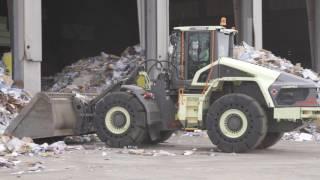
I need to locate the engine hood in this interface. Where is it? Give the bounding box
[218,57,319,107]
[272,72,318,88]
[219,57,281,81]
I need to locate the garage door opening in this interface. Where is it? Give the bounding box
[42,0,140,76]
[263,0,311,68]
[170,0,235,31]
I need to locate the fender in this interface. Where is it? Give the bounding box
[121,85,162,141]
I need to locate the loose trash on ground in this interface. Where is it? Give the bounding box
[27,161,45,173]
[183,150,195,156]
[118,147,176,157]
[0,157,15,168]
[282,124,320,142]
[0,135,83,169]
[64,134,99,145]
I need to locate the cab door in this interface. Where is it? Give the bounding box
[185,31,212,80]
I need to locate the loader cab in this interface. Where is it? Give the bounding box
[170,26,237,87]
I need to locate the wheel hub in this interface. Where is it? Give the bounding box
[219,109,248,139]
[112,112,126,128]
[226,115,243,132]
[105,106,131,135]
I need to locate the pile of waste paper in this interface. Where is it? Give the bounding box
[0,136,68,156]
[0,64,31,134]
[48,45,144,94]
[233,42,320,82]
[0,135,82,168]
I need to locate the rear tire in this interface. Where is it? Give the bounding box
[256,132,283,149]
[206,93,267,153]
[94,92,147,148]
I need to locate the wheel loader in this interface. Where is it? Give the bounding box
[5,26,320,153]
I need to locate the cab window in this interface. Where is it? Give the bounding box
[186,32,211,79]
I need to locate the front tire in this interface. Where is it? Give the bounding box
[94,92,147,148]
[206,93,267,153]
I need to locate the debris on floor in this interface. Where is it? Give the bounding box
[119,147,176,157]
[64,134,99,145]
[26,161,45,173]
[282,124,320,142]
[9,161,46,175]
[0,135,83,169]
[0,136,85,172]
[182,130,207,137]
[153,150,176,157]
[183,150,195,156]
[282,132,313,142]
[0,157,17,168]
[47,45,144,94]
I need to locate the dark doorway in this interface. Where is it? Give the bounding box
[263,0,311,68]
[42,0,140,76]
[0,0,10,56]
[170,0,235,31]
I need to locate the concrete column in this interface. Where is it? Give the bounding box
[253,0,263,49]
[12,0,41,95]
[137,0,146,51]
[307,0,320,72]
[236,0,262,49]
[137,0,169,80]
[145,0,157,62]
[233,0,241,44]
[12,0,24,84]
[240,0,253,46]
[306,0,316,70]
[315,0,320,72]
[156,0,169,61]
[307,0,315,70]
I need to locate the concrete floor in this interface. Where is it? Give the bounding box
[1,133,320,180]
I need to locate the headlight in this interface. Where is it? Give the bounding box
[270,87,318,106]
[276,88,309,105]
[269,72,320,107]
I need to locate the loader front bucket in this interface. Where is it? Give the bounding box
[5,92,83,139]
